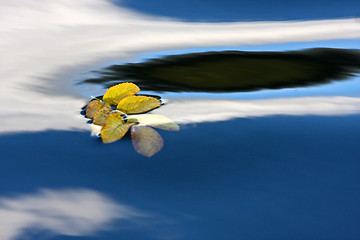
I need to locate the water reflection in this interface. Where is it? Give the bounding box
[84,48,360,92]
[152,96,360,124]
[1,1,360,240]
[1,0,360,135]
[0,189,145,240]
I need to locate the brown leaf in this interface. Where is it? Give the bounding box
[93,108,111,126]
[85,100,111,119]
[131,125,164,157]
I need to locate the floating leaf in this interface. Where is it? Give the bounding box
[82,96,101,110]
[131,125,164,157]
[127,118,140,124]
[103,82,140,105]
[100,111,135,144]
[132,114,180,131]
[85,100,111,119]
[93,108,111,126]
[117,96,161,114]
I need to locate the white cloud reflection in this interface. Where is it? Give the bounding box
[0,189,144,240]
[152,96,360,124]
[0,0,359,134]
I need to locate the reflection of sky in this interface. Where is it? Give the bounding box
[0,189,144,240]
[133,39,360,64]
[1,115,360,240]
[1,1,360,239]
[153,96,360,124]
[1,0,360,134]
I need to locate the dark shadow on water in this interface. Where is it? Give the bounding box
[82,48,360,92]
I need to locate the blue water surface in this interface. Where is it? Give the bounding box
[116,0,360,22]
[1,113,360,240]
[1,1,360,240]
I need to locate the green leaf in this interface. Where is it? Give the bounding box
[131,125,164,157]
[85,100,111,119]
[117,96,161,114]
[132,114,180,131]
[103,82,140,105]
[100,111,134,144]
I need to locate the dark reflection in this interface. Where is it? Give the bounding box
[83,48,360,92]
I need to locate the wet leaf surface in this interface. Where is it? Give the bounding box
[82,82,178,156]
[85,100,111,119]
[133,114,180,131]
[103,82,140,105]
[100,111,135,144]
[117,96,162,114]
[93,108,111,126]
[131,125,164,157]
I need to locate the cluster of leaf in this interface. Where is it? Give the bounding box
[84,82,179,157]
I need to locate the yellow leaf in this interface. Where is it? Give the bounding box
[117,96,161,114]
[93,108,111,126]
[132,114,180,131]
[100,111,134,144]
[85,100,111,119]
[131,126,164,157]
[103,82,140,105]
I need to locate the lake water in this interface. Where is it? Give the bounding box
[1,1,360,240]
